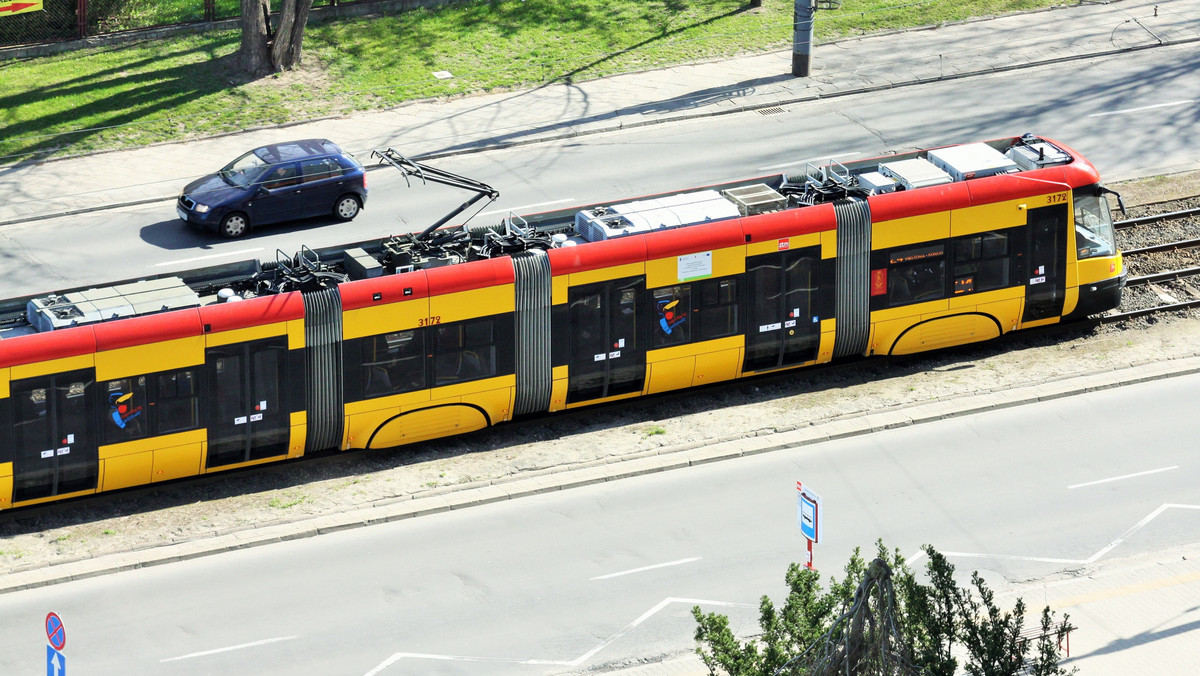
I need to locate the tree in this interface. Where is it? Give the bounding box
[239,0,315,76]
[692,542,1076,676]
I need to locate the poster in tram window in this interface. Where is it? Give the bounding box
[0,1,43,18]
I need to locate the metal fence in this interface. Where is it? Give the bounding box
[0,0,361,48]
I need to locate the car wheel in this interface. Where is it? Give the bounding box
[334,195,361,221]
[220,213,249,238]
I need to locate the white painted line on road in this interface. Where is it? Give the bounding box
[152,247,264,267]
[758,151,861,171]
[908,550,925,566]
[1087,99,1195,117]
[160,635,297,662]
[943,503,1200,566]
[590,556,702,581]
[478,198,574,217]
[360,597,756,675]
[1068,466,1179,490]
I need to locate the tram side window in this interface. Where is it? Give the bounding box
[13,385,48,452]
[156,369,200,434]
[887,244,946,306]
[104,377,148,444]
[433,319,497,386]
[363,330,426,398]
[651,286,691,347]
[953,232,1010,295]
[696,278,739,340]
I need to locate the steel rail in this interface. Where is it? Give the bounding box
[1125,265,1200,287]
[1114,205,1200,229]
[1122,237,1200,256]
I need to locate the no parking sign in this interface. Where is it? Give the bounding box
[45,612,66,675]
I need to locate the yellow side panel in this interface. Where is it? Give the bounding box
[872,212,951,251]
[0,469,10,511]
[647,356,696,395]
[645,246,746,288]
[0,367,8,398]
[345,389,432,417]
[429,284,515,323]
[1077,255,1122,285]
[430,375,515,403]
[368,405,489,449]
[563,389,641,410]
[288,410,307,458]
[570,262,644,286]
[287,319,306,350]
[343,298,429,340]
[100,429,206,459]
[552,276,569,305]
[693,347,742,387]
[821,230,837,258]
[950,200,1027,236]
[747,232,821,257]
[205,323,287,348]
[947,286,1024,311]
[95,336,205,380]
[11,354,93,380]
[889,314,1002,355]
[153,443,204,482]
[816,325,838,362]
[101,452,153,491]
[549,366,569,412]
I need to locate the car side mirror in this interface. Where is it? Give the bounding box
[256,186,269,196]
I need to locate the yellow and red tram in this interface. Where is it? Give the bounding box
[0,135,1124,509]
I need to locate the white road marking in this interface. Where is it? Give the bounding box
[478,198,574,217]
[161,635,297,662]
[1087,99,1195,117]
[152,247,263,267]
[590,556,702,581]
[907,550,925,567]
[757,151,861,171]
[1068,465,1179,490]
[944,503,1200,565]
[361,597,755,675]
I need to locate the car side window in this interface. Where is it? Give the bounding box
[261,163,300,190]
[300,158,342,184]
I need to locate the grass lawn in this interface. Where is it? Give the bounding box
[0,0,1070,162]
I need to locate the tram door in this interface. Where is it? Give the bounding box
[205,338,290,468]
[743,248,821,372]
[10,369,98,503]
[566,277,646,404]
[1023,203,1068,322]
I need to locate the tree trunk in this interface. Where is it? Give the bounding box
[272,0,314,71]
[239,0,273,77]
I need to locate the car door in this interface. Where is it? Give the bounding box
[297,157,345,216]
[251,161,303,225]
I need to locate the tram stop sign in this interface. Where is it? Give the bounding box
[796,482,822,543]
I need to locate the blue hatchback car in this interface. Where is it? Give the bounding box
[177,139,368,238]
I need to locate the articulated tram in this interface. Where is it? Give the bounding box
[0,134,1124,509]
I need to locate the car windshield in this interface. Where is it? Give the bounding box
[1073,188,1116,259]
[218,151,271,187]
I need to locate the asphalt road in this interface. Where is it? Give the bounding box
[0,372,1197,675]
[1,45,1198,299]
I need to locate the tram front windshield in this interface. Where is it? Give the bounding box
[1074,186,1116,259]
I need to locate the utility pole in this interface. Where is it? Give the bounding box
[792,0,816,77]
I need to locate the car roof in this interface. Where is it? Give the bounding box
[252,139,344,164]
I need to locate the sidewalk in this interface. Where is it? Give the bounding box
[1,0,1199,225]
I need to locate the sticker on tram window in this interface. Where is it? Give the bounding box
[609,350,621,359]
[41,450,54,459]
[785,320,797,328]
[759,322,782,332]
[66,434,74,444]
[234,416,248,425]
[259,400,268,411]
[1030,276,1046,285]
[57,447,70,456]
[594,353,607,362]
[250,413,263,422]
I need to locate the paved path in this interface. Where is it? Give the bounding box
[1,0,1198,225]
